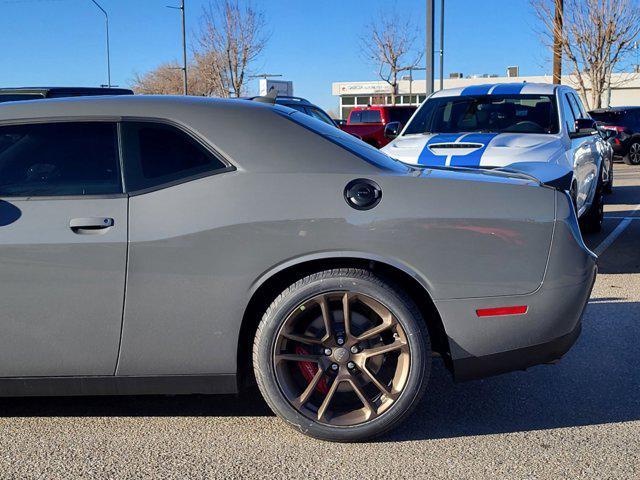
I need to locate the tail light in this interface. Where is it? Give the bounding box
[476,306,528,317]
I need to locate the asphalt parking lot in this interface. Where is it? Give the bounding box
[0,165,638,479]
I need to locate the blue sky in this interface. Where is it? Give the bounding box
[0,0,550,112]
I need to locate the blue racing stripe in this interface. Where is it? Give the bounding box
[461,84,493,96]
[491,83,526,95]
[449,133,499,167]
[417,133,464,166]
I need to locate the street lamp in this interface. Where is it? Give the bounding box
[89,0,111,88]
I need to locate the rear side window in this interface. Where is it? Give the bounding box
[0,122,121,196]
[350,110,382,123]
[121,122,227,192]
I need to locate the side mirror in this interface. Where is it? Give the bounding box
[574,118,597,135]
[384,121,402,140]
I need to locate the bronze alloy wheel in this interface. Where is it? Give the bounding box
[273,291,411,426]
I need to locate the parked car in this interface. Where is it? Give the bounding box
[381,83,613,232]
[341,105,416,149]
[249,94,337,127]
[0,86,133,103]
[0,96,595,442]
[589,106,640,165]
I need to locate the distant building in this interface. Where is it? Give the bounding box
[332,72,640,119]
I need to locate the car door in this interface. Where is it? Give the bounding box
[0,121,127,377]
[570,92,599,207]
[115,120,233,375]
[560,92,594,215]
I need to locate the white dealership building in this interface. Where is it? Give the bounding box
[332,72,640,120]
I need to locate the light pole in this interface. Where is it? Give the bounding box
[168,0,188,95]
[89,0,111,88]
[439,0,445,91]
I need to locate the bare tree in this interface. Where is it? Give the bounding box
[131,62,189,95]
[195,0,268,98]
[532,0,640,109]
[361,12,423,105]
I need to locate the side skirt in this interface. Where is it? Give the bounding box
[0,374,237,397]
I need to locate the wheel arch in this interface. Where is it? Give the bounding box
[236,254,451,390]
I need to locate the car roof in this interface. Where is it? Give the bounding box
[353,105,414,111]
[274,96,315,106]
[0,86,134,96]
[430,82,557,98]
[0,94,258,118]
[0,95,385,175]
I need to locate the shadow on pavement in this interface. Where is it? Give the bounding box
[385,298,640,441]
[604,184,640,209]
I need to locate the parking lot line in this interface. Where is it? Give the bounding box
[595,203,640,256]
[594,218,633,256]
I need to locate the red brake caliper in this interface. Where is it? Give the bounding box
[295,346,329,394]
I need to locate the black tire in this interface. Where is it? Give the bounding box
[253,268,431,442]
[623,140,640,165]
[580,168,605,234]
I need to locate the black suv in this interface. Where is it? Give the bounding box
[0,87,133,103]
[590,107,640,165]
[250,95,337,127]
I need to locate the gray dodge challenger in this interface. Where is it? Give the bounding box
[0,96,596,442]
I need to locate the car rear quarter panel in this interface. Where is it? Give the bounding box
[117,170,555,376]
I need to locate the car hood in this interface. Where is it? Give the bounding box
[381,132,565,168]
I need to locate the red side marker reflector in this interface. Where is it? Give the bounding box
[476,305,528,317]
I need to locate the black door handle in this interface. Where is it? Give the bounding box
[69,217,114,234]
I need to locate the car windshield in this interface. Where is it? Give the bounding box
[404,94,559,135]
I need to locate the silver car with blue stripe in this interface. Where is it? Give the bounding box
[382,82,613,232]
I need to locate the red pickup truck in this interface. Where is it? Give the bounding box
[340,105,417,148]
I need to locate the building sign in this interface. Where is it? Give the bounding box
[259,79,294,96]
[337,83,393,95]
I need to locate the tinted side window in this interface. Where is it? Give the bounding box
[121,122,226,192]
[0,122,121,196]
[388,108,415,125]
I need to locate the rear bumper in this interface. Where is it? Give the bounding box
[453,318,583,381]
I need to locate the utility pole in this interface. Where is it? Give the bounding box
[89,0,111,87]
[168,0,188,95]
[552,0,563,84]
[426,0,435,95]
[439,0,445,90]
[180,0,187,95]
